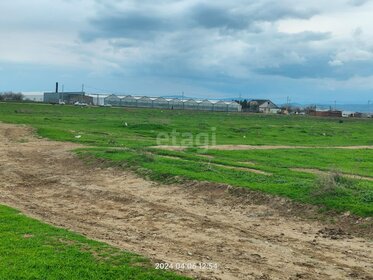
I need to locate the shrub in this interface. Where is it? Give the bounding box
[0,92,24,101]
[312,171,351,198]
[361,191,373,203]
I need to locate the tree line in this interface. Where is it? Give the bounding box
[233,99,258,111]
[0,92,24,101]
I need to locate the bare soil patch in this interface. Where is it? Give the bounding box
[211,163,271,176]
[159,155,271,176]
[198,154,214,159]
[238,161,256,166]
[0,123,372,280]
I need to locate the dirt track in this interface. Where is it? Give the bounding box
[0,123,372,280]
[153,144,373,151]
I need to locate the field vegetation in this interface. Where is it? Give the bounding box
[0,205,188,280]
[0,102,372,217]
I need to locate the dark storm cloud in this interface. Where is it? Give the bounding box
[82,12,171,40]
[246,2,317,22]
[188,2,316,30]
[73,0,373,86]
[82,1,319,41]
[348,0,371,6]
[78,1,338,82]
[189,4,249,29]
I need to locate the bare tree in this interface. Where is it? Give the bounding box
[0,92,24,102]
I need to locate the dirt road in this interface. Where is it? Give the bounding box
[153,145,373,151]
[0,123,372,280]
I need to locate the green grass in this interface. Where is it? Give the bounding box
[0,102,372,216]
[1,102,372,147]
[78,147,373,216]
[195,148,373,177]
[0,205,188,280]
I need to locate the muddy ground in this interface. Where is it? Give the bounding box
[0,123,372,280]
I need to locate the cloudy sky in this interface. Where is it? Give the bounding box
[1,0,373,103]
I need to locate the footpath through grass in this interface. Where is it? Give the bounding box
[0,205,188,280]
[0,102,372,216]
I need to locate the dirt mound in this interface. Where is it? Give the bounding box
[0,123,372,280]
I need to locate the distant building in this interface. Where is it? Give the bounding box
[104,94,121,106]
[103,94,242,112]
[342,111,354,118]
[248,99,280,114]
[44,91,93,105]
[308,110,342,118]
[342,111,364,118]
[43,82,93,105]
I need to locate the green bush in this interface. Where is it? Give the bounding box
[312,171,350,198]
[361,191,373,203]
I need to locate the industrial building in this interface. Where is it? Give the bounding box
[104,95,242,112]
[44,83,93,105]
[308,109,343,118]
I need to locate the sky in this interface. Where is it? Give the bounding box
[1,0,373,104]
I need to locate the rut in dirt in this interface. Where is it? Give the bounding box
[0,123,372,280]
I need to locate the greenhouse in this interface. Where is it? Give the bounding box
[199,99,214,111]
[169,99,184,110]
[104,94,121,106]
[121,95,137,107]
[137,96,153,108]
[152,97,170,109]
[103,95,241,112]
[214,101,230,112]
[183,99,200,110]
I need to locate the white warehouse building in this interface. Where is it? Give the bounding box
[104,95,242,112]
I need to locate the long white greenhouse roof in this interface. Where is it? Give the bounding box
[104,94,239,105]
[103,94,239,105]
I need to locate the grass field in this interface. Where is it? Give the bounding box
[0,205,188,280]
[1,102,372,147]
[0,102,372,217]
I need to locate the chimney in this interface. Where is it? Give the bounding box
[55,82,59,93]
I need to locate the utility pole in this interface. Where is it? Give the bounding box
[182,91,185,110]
[368,100,371,113]
[81,84,85,103]
[334,100,337,111]
[286,96,291,112]
[61,84,64,103]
